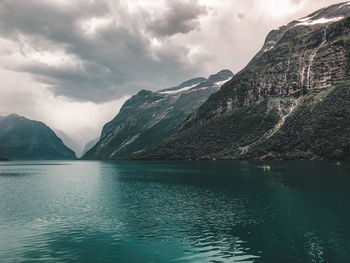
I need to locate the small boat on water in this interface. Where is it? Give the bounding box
[263,165,271,171]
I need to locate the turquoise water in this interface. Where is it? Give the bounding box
[0,161,349,263]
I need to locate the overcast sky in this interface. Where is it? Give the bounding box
[0,0,344,150]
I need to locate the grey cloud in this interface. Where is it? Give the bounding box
[0,0,206,102]
[147,0,207,37]
[0,0,343,103]
[0,0,108,39]
[17,61,125,102]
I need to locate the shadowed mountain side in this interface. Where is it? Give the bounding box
[0,114,76,160]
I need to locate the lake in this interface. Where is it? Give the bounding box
[0,160,349,262]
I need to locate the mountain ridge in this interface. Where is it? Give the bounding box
[83,70,233,160]
[136,2,350,161]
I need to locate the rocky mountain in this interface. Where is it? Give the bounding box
[83,70,233,159]
[138,2,350,161]
[0,114,77,160]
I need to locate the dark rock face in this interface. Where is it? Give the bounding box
[138,2,350,161]
[0,114,76,160]
[83,70,233,160]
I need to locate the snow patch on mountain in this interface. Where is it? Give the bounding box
[338,2,350,9]
[297,10,322,23]
[295,16,344,26]
[185,78,231,94]
[263,46,275,53]
[213,78,231,87]
[159,84,199,95]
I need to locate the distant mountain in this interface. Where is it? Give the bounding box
[81,137,99,157]
[0,114,76,160]
[54,129,84,157]
[138,2,350,161]
[83,70,233,159]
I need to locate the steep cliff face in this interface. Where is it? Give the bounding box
[0,114,76,160]
[83,70,233,159]
[197,11,350,121]
[138,2,350,161]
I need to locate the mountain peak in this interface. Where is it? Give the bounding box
[158,71,233,95]
[7,113,21,118]
[2,113,30,123]
[297,1,350,21]
[252,2,350,63]
[0,114,76,160]
[208,70,233,82]
[83,69,233,160]
[136,89,153,97]
[158,77,206,94]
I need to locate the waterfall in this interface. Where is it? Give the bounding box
[300,64,306,86]
[274,98,301,132]
[239,97,301,154]
[298,51,306,87]
[284,59,290,82]
[306,26,328,90]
